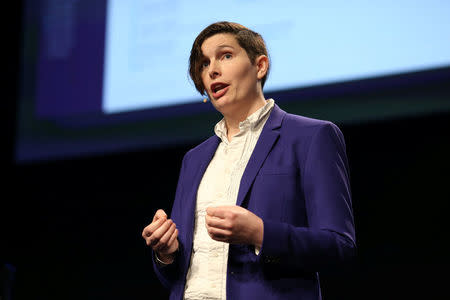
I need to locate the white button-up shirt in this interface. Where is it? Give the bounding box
[183,99,274,300]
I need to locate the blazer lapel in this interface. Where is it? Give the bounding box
[190,136,221,191]
[184,135,220,234]
[236,104,286,207]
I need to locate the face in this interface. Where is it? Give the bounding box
[200,33,266,115]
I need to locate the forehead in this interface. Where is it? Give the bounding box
[200,33,241,56]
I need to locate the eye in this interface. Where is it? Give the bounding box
[201,61,209,69]
[223,53,232,60]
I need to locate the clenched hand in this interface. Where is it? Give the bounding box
[142,209,179,264]
[205,206,263,248]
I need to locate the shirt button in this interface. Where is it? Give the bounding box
[211,284,216,288]
[211,252,218,257]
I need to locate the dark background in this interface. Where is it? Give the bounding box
[3,2,450,300]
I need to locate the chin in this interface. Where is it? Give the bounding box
[212,101,232,114]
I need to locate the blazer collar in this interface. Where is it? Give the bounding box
[188,104,286,208]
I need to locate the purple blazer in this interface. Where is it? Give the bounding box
[153,104,356,300]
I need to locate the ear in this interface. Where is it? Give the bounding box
[255,55,269,80]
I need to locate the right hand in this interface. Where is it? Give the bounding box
[142,209,179,264]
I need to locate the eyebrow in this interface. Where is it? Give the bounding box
[216,44,235,50]
[200,44,235,60]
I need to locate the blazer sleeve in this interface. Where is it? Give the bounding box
[259,122,356,272]
[151,153,189,289]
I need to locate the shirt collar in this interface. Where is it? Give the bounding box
[214,99,275,142]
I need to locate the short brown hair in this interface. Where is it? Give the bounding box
[189,21,270,95]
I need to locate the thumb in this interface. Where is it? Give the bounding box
[153,209,167,222]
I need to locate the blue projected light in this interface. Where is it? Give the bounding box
[103,0,450,114]
[15,0,450,163]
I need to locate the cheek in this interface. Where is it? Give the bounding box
[235,69,256,91]
[201,75,208,92]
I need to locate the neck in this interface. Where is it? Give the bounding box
[224,96,267,141]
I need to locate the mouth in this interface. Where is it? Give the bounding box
[210,82,230,99]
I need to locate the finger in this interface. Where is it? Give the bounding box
[206,206,228,219]
[153,209,167,222]
[205,214,231,230]
[142,217,164,237]
[167,229,178,247]
[159,229,179,255]
[207,226,231,242]
[149,219,174,247]
[154,222,176,251]
[142,216,166,238]
[144,218,169,246]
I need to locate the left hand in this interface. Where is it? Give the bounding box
[205,206,263,247]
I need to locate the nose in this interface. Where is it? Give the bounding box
[208,60,220,79]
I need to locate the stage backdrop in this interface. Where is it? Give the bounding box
[15,0,450,162]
